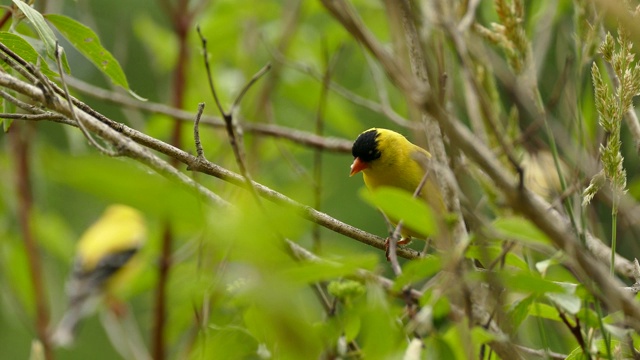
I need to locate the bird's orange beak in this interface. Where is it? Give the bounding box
[350,157,368,176]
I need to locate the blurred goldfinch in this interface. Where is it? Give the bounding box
[51,204,146,347]
[350,128,444,243]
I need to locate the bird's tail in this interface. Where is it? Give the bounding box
[50,306,83,347]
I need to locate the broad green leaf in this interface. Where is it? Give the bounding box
[360,187,437,238]
[546,292,581,314]
[575,309,600,330]
[507,295,535,330]
[0,32,57,77]
[12,1,56,54]
[11,0,69,71]
[471,326,497,344]
[492,216,552,246]
[528,303,562,322]
[424,336,457,360]
[392,256,441,291]
[45,14,132,93]
[282,255,376,284]
[501,272,564,294]
[565,345,585,360]
[344,312,361,341]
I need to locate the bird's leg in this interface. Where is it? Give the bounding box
[105,294,128,319]
[398,236,412,246]
[384,236,412,261]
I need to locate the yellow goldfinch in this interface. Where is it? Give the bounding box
[350,128,444,244]
[51,204,146,347]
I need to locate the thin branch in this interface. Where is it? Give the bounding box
[64,76,353,153]
[0,89,47,114]
[196,25,225,116]
[458,0,482,32]
[193,103,206,159]
[230,63,272,113]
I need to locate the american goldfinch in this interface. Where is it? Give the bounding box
[51,204,146,347]
[350,128,443,243]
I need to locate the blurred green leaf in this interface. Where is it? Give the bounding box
[528,303,562,322]
[501,272,564,294]
[507,295,535,330]
[344,312,361,341]
[424,336,457,360]
[393,256,441,291]
[493,216,552,246]
[545,282,580,315]
[360,186,437,238]
[283,255,376,284]
[45,14,132,93]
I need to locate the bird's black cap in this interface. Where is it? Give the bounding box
[352,129,381,162]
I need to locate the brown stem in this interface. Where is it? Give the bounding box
[10,123,53,360]
[153,1,194,358]
[152,223,172,360]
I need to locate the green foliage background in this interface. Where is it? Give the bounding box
[1,0,640,359]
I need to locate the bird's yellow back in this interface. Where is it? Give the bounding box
[76,205,146,271]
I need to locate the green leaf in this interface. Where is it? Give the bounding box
[497,271,565,295]
[393,256,441,291]
[0,32,57,77]
[283,255,377,284]
[45,14,131,92]
[546,292,581,314]
[471,326,496,345]
[424,336,457,360]
[507,295,535,330]
[565,345,585,360]
[492,216,552,246]
[344,312,361,341]
[528,303,562,322]
[11,0,69,71]
[360,187,437,238]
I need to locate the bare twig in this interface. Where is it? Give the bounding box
[197,26,225,116]
[230,63,272,113]
[193,103,206,159]
[64,76,353,152]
